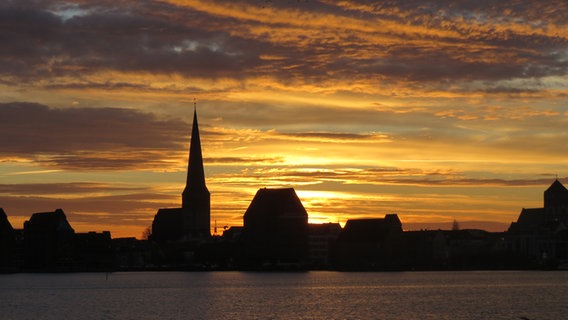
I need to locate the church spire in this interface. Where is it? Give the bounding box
[181,103,210,237]
[152,102,211,241]
[182,105,209,208]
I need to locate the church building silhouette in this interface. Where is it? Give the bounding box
[151,106,211,243]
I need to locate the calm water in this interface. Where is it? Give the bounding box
[1,271,567,319]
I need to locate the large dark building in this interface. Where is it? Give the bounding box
[507,179,568,266]
[239,188,309,268]
[0,208,16,271]
[151,108,211,243]
[23,209,75,271]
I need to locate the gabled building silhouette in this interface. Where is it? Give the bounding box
[23,209,75,271]
[151,108,211,245]
[239,188,309,268]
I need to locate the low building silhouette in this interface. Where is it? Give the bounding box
[73,231,114,271]
[445,229,507,269]
[191,226,244,269]
[399,229,507,270]
[332,214,404,270]
[308,223,341,269]
[112,237,155,270]
[239,188,309,269]
[222,226,243,242]
[401,230,447,269]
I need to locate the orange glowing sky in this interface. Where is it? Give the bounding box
[1,0,567,238]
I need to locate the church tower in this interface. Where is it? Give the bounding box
[544,179,568,224]
[182,106,211,237]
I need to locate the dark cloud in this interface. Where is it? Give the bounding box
[281,131,387,141]
[342,0,567,25]
[355,53,567,83]
[0,192,170,227]
[0,182,144,195]
[0,1,263,83]
[0,0,565,87]
[0,180,175,214]
[0,102,189,169]
[215,165,566,188]
[204,156,283,164]
[378,177,568,187]
[261,0,568,83]
[205,101,395,129]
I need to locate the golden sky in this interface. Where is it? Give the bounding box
[1,0,567,238]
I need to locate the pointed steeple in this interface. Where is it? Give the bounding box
[183,107,207,194]
[181,104,210,237]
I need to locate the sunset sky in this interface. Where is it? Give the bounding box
[1,0,567,238]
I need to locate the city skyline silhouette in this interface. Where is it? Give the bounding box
[3,108,568,272]
[1,1,567,239]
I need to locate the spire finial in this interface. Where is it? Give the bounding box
[193,97,197,112]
